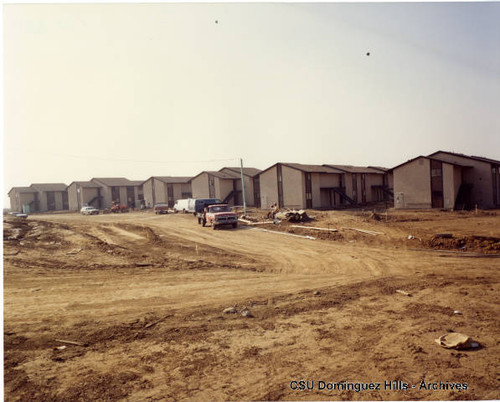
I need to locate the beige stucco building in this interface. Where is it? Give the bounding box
[9,184,69,213]
[142,177,192,208]
[190,167,261,207]
[8,187,39,213]
[218,167,262,207]
[30,183,69,212]
[428,151,500,209]
[190,170,241,206]
[67,181,104,211]
[90,178,144,209]
[324,165,393,205]
[392,151,500,210]
[258,163,391,209]
[259,163,342,209]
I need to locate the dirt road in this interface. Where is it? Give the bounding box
[4,209,500,400]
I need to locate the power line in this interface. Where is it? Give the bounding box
[7,147,238,164]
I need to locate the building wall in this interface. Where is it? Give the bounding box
[365,173,385,203]
[387,172,394,189]
[119,187,127,206]
[19,193,37,212]
[8,194,17,212]
[232,175,255,207]
[142,179,154,207]
[191,173,210,198]
[318,173,341,188]
[154,179,167,204]
[431,152,496,208]
[282,165,304,209]
[68,184,79,210]
[217,178,235,204]
[343,173,354,203]
[180,183,192,199]
[55,192,64,210]
[144,179,184,206]
[9,192,36,212]
[93,183,112,208]
[394,158,432,209]
[9,193,21,212]
[244,175,255,207]
[259,167,278,209]
[81,187,100,209]
[170,183,191,204]
[316,173,343,208]
[219,169,256,207]
[442,164,462,209]
[311,173,342,209]
[311,173,322,209]
[36,191,47,211]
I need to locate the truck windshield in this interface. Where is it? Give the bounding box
[210,206,231,213]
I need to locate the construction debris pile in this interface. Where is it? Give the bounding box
[274,209,312,223]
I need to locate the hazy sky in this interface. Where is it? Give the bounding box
[3,2,500,206]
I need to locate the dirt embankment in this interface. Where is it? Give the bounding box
[239,209,500,254]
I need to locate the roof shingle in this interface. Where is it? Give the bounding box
[31,183,68,192]
[91,177,135,187]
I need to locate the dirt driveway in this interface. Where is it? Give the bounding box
[4,209,500,400]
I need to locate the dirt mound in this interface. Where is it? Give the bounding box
[424,235,500,254]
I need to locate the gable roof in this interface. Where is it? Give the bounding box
[367,166,390,173]
[323,165,384,174]
[428,151,500,165]
[209,170,241,179]
[219,167,262,177]
[30,183,68,192]
[8,186,37,196]
[145,176,192,185]
[128,180,146,186]
[390,155,472,171]
[67,181,102,189]
[190,170,241,182]
[260,162,344,175]
[284,163,342,173]
[91,177,134,187]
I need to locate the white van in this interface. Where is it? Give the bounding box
[173,199,191,213]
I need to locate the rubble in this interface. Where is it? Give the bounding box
[241,308,253,318]
[274,209,311,223]
[435,332,480,349]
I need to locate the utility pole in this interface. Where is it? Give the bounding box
[240,158,247,216]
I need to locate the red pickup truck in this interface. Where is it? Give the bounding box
[154,203,169,214]
[200,204,238,230]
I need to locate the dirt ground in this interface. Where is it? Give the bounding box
[3,208,500,401]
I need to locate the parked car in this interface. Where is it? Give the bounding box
[80,206,99,215]
[199,203,238,229]
[173,199,190,213]
[154,203,169,214]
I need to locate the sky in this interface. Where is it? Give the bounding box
[3,2,500,208]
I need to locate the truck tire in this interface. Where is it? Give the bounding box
[232,222,238,229]
[212,222,217,230]
[202,219,206,227]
